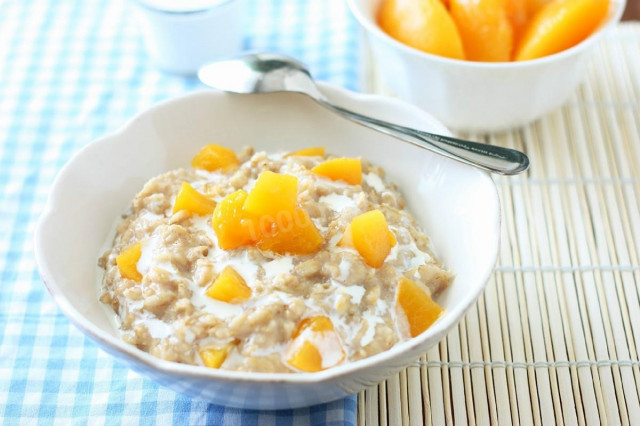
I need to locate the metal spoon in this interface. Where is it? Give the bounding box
[198,53,529,175]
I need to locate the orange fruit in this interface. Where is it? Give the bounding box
[285,147,326,157]
[450,0,514,61]
[311,158,362,185]
[191,144,239,172]
[525,0,552,16]
[378,0,465,60]
[116,243,143,282]
[172,182,216,216]
[347,210,396,268]
[256,208,323,255]
[508,0,529,40]
[288,341,323,372]
[514,0,609,61]
[212,190,261,250]
[205,266,252,304]
[397,277,444,337]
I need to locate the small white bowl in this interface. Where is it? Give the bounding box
[133,0,243,75]
[34,85,500,409]
[347,0,625,132]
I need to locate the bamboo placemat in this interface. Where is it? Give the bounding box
[358,23,640,426]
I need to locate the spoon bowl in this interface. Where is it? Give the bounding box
[198,53,530,175]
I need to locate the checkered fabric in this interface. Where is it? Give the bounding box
[0,0,360,424]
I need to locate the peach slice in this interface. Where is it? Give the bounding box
[286,147,326,157]
[287,316,344,372]
[257,208,323,255]
[172,182,216,216]
[212,190,261,250]
[508,0,529,40]
[397,277,444,337]
[337,224,354,248]
[206,265,252,303]
[339,223,396,249]
[191,144,239,172]
[199,347,229,368]
[514,0,608,61]
[293,316,335,337]
[243,171,298,218]
[450,0,514,62]
[287,341,323,372]
[346,210,396,268]
[378,0,465,60]
[525,0,552,16]
[116,242,143,282]
[312,158,362,185]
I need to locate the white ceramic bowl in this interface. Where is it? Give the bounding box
[347,0,626,132]
[133,0,243,75]
[34,85,500,410]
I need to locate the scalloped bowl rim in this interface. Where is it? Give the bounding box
[34,83,500,385]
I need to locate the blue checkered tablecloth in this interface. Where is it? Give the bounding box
[0,0,360,424]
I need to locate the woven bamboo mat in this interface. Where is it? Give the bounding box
[357,23,640,426]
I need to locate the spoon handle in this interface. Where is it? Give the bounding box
[324,103,529,175]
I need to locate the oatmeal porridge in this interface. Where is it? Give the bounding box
[99,144,453,373]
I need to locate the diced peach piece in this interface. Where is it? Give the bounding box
[116,242,142,282]
[349,210,396,268]
[287,316,344,372]
[525,0,551,16]
[293,316,335,338]
[388,229,397,246]
[337,224,353,248]
[199,347,229,368]
[243,171,298,219]
[191,144,239,172]
[312,158,362,185]
[450,0,514,62]
[340,222,396,250]
[378,0,465,60]
[212,190,261,250]
[508,0,529,40]
[257,208,323,255]
[206,266,251,303]
[288,340,323,372]
[172,182,217,216]
[397,277,444,337]
[286,147,326,157]
[514,0,608,61]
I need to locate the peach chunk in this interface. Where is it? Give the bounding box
[116,242,142,282]
[288,341,323,373]
[378,0,465,60]
[243,171,298,219]
[257,208,323,255]
[206,266,251,303]
[172,182,216,216]
[212,190,260,250]
[337,224,353,248]
[397,277,444,337]
[514,0,608,61]
[508,0,529,40]
[286,147,326,157]
[450,0,514,62]
[339,223,396,248]
[525,0,551,16]
[191,144,239,172]
[348,210,396,268]
[311,158,362,185]
[287,316,344,372]
[293,316,335,338]
[199,347,229,368]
